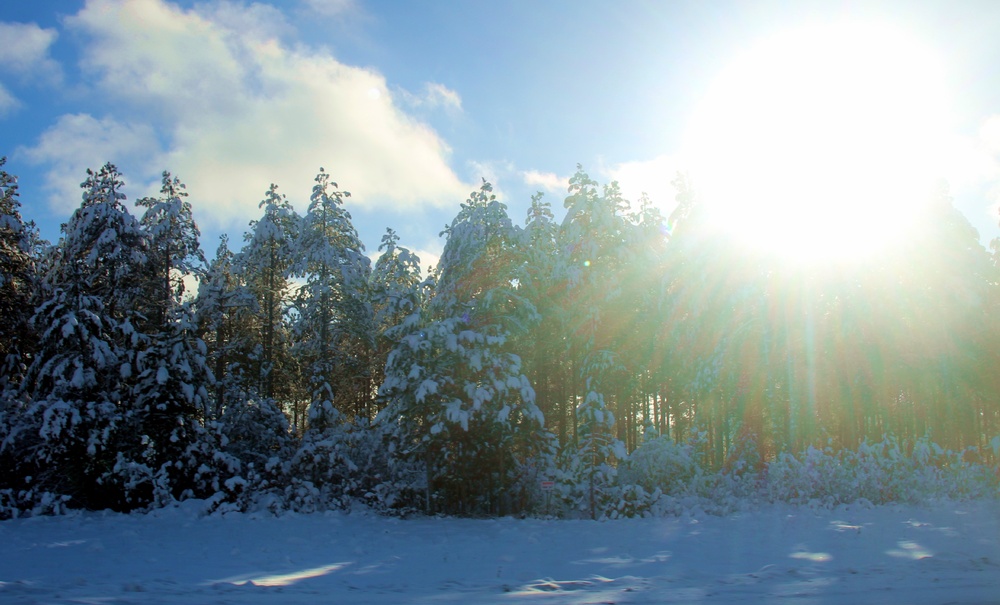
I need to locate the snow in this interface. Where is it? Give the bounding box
[2,500,999,604]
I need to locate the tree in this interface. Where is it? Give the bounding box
[518,193,571,445]
[291,168,373,422]
[111,302,225,508]
[195,235,257,420]
[239,184,299,404]
[16,163,148,508]
[136,171,206,329]
[0,157,38,394]
[370,228,424,413]
[378,181,550,515]
[63,163,148,321]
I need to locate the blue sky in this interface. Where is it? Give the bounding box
[4,0,1000,269]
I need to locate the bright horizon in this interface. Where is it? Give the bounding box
[3,1,1000,269]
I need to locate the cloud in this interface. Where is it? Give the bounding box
[411,245,443,279]
[979,116,1000,155]
[522,170,568,195]
[196,1,293,42]
[28,0,471,236]
[0,84,19,117]
[300,0,356,18]
[0,21,62,83]
[21,113,161,212]
[0,21,62,116]
[399,82,462,113]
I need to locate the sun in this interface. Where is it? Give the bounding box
[683,21,953,262]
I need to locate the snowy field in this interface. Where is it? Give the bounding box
[2,500,1000,604]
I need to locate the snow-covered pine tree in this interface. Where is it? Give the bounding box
[194,236,294,506]
[195,236,259,420]
[64,163,148,322]
[96,172,240,509]
[558,352,628,519]
[135,171,206,329]
[553,167,637,517]
[519,193,570,446]
[238,184,299,408]
[195,235,290,490]
[369,228,423,412]
[0,157,38,394]
[291,168,374,422]
[377,181,550,515]
[0,157,47,516]
[281,169,375,511]
[17,163,149,509]
[111,302,239,509]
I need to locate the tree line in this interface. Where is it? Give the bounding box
[1,157,998,517]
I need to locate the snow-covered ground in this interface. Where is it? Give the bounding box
[2,500,999,604]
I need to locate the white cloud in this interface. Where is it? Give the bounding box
[948,117,1000,230]
[399,82,462,112]
[301,0,356,18]
[424,83,462,111]
[0,21,62,83]
[521,170,568,195]
[0,84,19,117]
[411,245,442,279]
[21,113,161,213]
[29,0,472,236]
[195,1,293,42]
[394,82,463,123]
[0,21,62,116]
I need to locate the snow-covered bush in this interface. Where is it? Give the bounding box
[282,403,359,512]
[766,446,856,506]
[220,397,292,467]
[555,390,626,519]
[0,489,70,520]
[604,484,660,519]
[765,435,1000,507]
[101,418,243,512]
[618,432,702,495]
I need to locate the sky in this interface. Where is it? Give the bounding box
[4,0,1000,271]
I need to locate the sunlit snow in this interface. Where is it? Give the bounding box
[1,499,998,604]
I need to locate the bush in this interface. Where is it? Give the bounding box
[764,435,1000,507]
[618,433,701,494]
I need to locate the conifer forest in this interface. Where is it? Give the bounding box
[2,157,999,520]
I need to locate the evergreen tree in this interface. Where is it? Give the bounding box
[378,181,549,515]
[239,184,299,405]
[110,302,229,508]
[291,168,373,422]
[16,163,148,508]
[195,235,257,420]
[136,171,206,329]
[0,157,38,394]
[370,228,423,412]
[519,193,571,445]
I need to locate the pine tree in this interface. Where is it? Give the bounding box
[291,168,373,422]
[370,228,423,413]
[195,235,257,420]
[112,302,225,508]
[378,181,549,515]
[0,157,37,394]
[136,171,206,329]
[519,193,570,446]
[16,164,150,507]
[239,184,298,405]
[64,163,149,322]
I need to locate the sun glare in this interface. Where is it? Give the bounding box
[684,22,953,262]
